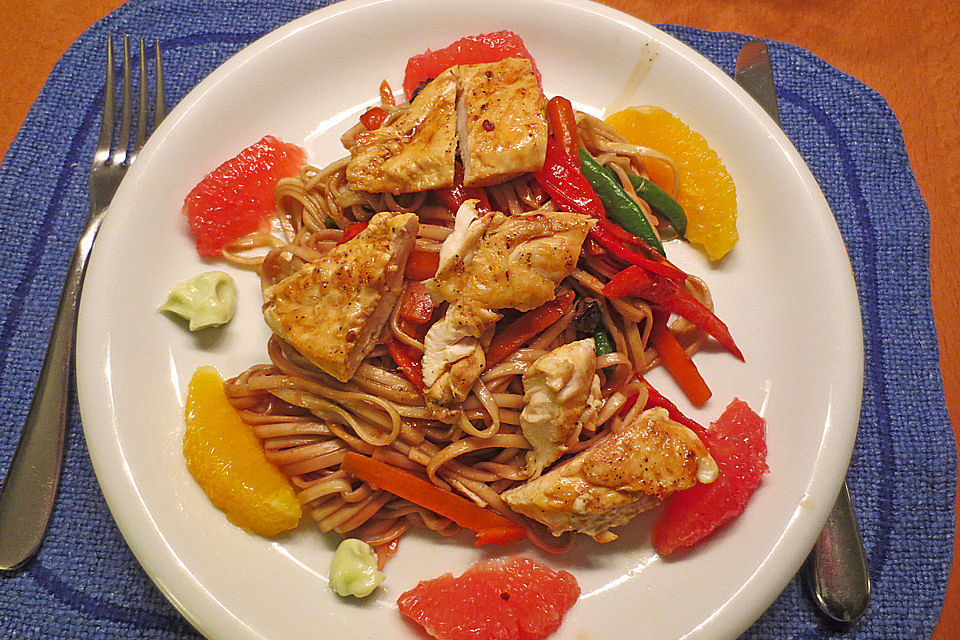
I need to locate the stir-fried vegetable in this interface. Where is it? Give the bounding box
[593,326,616,374]
[388,339,425,391]
[337,221,369,245]
[534,138,606,219]
[590,222,686,281]
[604,266,744,361]
[593,327,614,359]
[546,96,579,159]
[580,149,665,255]
[341,452,526,545]
[486,291,576,368]
[360,106,388,130]
[649,311,711,406]
[639,377,710,441]
[437,161,491,212]
[621,172,687,237]
[405,250,441,281]
[399,281,435,324]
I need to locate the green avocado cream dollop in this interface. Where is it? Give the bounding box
[329,539,385,598]
[158,271,237,331]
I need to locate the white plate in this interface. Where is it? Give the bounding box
[77,1,863,639]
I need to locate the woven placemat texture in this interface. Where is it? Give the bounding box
[0,1,953,638]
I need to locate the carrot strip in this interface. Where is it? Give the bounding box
[360,107,388,130]
[546,96,579,159]
[485,291,575,368]
[650,311,711,406]
[341,452,526,546]
[379,80,396,107]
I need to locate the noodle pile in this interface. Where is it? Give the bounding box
[220,88,714,553]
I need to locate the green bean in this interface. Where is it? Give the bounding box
[579,148,665,255]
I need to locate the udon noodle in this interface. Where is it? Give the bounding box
[220,89,713,554]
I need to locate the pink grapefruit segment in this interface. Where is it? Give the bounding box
[403,31,541,101]
[183,135,305,256]
[652,399,768,555]
[398,556,580,640]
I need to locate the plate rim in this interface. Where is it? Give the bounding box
[76,1,865,638]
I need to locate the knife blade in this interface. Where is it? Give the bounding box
[734,39,871,622]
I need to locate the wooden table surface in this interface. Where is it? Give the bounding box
[1,0,956,636]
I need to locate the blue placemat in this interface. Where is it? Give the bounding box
[0,1,954,638]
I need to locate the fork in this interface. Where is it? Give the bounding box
[0,35,166,571]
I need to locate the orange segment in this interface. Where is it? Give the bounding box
[183,366,301,537]
[606,106,738,260]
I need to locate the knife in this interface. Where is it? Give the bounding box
[734,39,871,622]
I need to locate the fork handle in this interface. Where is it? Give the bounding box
[0,212,105,571]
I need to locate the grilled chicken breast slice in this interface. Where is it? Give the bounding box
[346,69,458,194]
[421,201,593,417]
[520,339,600,476]
[502,408,718,542]
[457,58,547,187]
[428,201,594,312]
[262,212,418,382]
[421,302,499,419]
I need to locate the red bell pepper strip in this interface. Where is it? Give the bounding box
[341,452,526,546]
[546,96,579,159]
[438,161,490,212]
[360,107,388,130]
[604,265,653,297]
[485,290,576,368]
[595,217,660,252]
[399,281,435,324]
[337,221,369,245]
[583,236,605,256]
[640,376,710,443]
[649,310,712,406]
[534,138,606,219]
[589,223,687,282]
[405,250,441,281]
[603,266,744,361]
[388,339,425,392]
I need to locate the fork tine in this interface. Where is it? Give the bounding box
[94,35,115,165]
[133,38,148,157]
[114,35,132,165]
[154,41,167,127]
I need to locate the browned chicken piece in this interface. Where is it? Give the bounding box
[346,69,458,194]
[428,201,594,312]
[520,338,600,476]
[501,407,718,542]
[421,302,498,419]
[421,201,593,418]
[262,212,418,382]
[457,58,548,186]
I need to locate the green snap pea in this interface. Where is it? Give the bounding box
[593,327,616,373]
[623,173,687,237]
[579,148,665,256]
